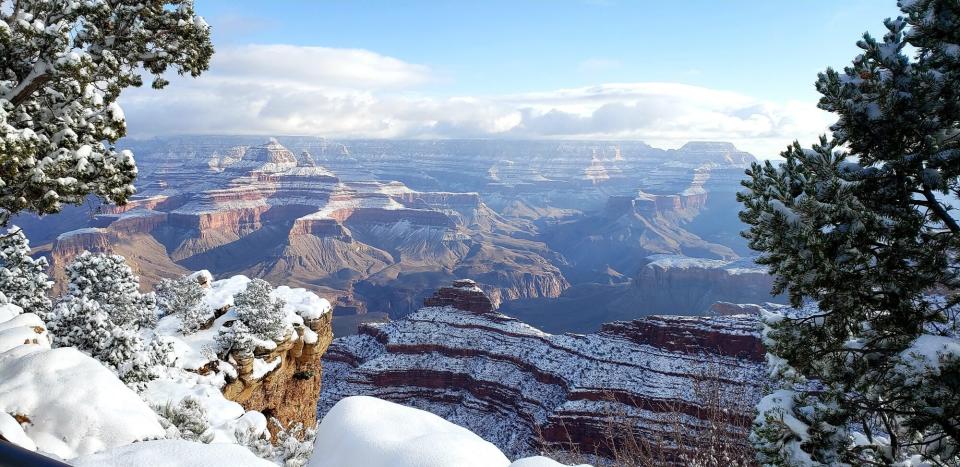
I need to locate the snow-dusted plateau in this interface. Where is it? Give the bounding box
[4,137,782,465]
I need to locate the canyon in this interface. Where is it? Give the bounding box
[320,280,767,460]
[17,137,785,335]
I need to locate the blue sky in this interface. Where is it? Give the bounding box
[122,1,905,157]
[197,0,900,101]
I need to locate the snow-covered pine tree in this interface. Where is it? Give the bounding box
[0,0,213,226]
[0,226,51,316]
[738,0,960,464]
[233,279,289,342]
[64,251,158,329]
[215,320,256,357]
[156,276,211,334]
[48,290,173,389]
[154,396,214,443]
[47,295,141,374]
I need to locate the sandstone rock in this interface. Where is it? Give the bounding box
[422,279,494,314]
[223,312,333,436]
[320,282,767,459]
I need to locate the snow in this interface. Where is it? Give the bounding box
[509,457,588,467]
[0,303,47,354]
[71,439,276,467]
[203,274,250,311]
[0,302,23,323]
[0,321,48,353]
[252,356,281,379]
[900,334,960,372]
[310,396,582,467]
[645,254,767,275]
[55,227,105,241]
[0,346,164,459]
[0,411,36,451]
[310,396,511,467]
[274,285,332,320]
[197,274,330,321]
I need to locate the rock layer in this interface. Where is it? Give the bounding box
[319,283,766,459]
[223,312,334,434]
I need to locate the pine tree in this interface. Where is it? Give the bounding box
[64,251,158,329]
[156,276,211,334]
[215,320,256,357]
[154,397,214,444]
[738,1,960,464]
[47,295,140,374]
[233,279,289,342]
[0,226,51,316]
[0,0,213,226]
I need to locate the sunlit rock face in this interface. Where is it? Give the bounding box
[23,136,776,333]
[40,138,570,321]
[319,282,766,459]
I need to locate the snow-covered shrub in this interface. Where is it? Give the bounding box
[47,296,142,376]
[123,337,178,392]
[216,320,256,357]
[272,418,317,467]
[0,226,52,317]
[156,276,212,334]
[47,297,176,392]
[64,252,158,329]
[154,397,215,444]
[234,279,288,341]
[235,424,274,460]
[234,418,316,467]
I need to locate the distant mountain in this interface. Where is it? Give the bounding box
[18,137,783,334]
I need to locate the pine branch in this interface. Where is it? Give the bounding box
[922,187,960,234]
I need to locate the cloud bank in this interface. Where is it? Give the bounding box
[120,44,834,158]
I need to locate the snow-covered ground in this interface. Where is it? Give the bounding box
[310,396,583,467]
[0,277,581,466]
[0,301,163,459]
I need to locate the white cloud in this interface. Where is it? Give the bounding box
[120,44,834,158]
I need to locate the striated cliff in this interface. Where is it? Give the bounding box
[222,312,334,434]
[633,255,779,314]
[319,280,766,459]
[148,272,335,439]
[40,139,569,328]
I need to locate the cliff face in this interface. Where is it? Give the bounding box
[223,313,334,434]
[41,139,569,325]
[145,272,336,441]
[319,281,766,459]
[633,255,779,314]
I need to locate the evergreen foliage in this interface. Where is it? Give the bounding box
[49,251,172,389]
[156,276,211,334]
[47,295,141,374]
[155,397,215,444]
[0,226,51,316]
[215,320,255,357]
[64,251,158,328]
[0,0,213,226]
[738,1,960,464]
[233,278,288,342]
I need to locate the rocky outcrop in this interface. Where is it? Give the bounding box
[320,282,766,459]
[25,137,769,337]
[422,279,494,313]
[39,139,570,327]
[223,313,334,434]
[633,255,779,314]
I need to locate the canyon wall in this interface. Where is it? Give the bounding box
[319,281,767,459]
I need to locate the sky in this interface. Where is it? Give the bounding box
[120,0,904,158]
